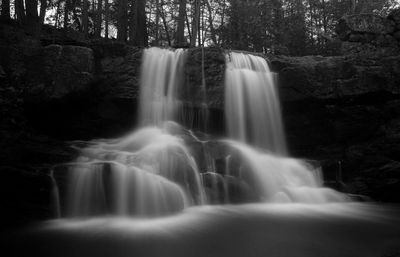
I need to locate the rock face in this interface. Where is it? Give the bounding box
[26,44,94,100]
[336,12,400,56]
[2,12,400,229]
[269,54,400,201]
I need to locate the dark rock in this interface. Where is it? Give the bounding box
[269,54,400,102]
[0,166,53,229]
[91,42,142,100]
[185,47,226,109]
[394,31,400,40]
[25,44,94,100]
[335,13,400,56]
[0,65,5,77]
[388,8,400,25]
[336,14,395,41]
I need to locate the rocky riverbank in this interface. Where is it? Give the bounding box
[1,10,400,227]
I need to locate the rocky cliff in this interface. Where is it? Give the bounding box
[1,10,400,227]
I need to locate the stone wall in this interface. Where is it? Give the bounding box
[336,11,400,56]
[1,12,400,229]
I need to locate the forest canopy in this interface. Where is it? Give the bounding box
[1,0,399,55]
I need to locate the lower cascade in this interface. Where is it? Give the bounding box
[51,47,348,218]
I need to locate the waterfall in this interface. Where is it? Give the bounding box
[51,48,206,217]
[225,52,288,155]
[51,48,348,219]
[139,48,186,125]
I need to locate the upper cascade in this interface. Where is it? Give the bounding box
[225,52,288,155]
[50,48,349,219]
[139,47,187,126]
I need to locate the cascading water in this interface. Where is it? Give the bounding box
[223,52,346,203]
[51,47,347,219]
[52,48,206,217]
[139,48,186,126]
[12,48,400,257]
[225,52,287,154]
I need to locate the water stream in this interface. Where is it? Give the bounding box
[12,47,399,256]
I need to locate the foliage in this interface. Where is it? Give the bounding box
[1,0,399,55]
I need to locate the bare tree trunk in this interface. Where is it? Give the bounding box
[15,0,25,23]
[1,0,11,20]
[95,0,103,37]
[191,0,200,47]
[131,0,147,46]
[350,0,356,14]
[104,0,109,38]
[160,0,171,46]
[321,0,327,33]
[64,0,69,29]
[205,0,217,45]
[129,0,135,42]
[26,0,40,36]
[218,0,226,45]
[82,0,89,37]
[71,0,82,31]
[55,0,61,27]
[39,0,48,24]
[117,0,128,41]
[154,0,160,45]
[26,1,39,22]
[185,11,191,40]
[175,0,187,46]
[198,1,202,46]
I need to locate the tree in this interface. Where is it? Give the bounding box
[154,0,160,45]
[64,0,70,29]
[15,0,25,23]
[129,0,147,46]
[39,0,48,24]
[159,0,171,46]
[24,0,42,36]
[104,0,110,38]
[191,0,200,47]
[95,0,103,37]
[1,0,11,20]
[82,0,89,37]
[117,0,128,41]
[176,0,187,46]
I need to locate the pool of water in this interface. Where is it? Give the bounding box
[5,203,400,257]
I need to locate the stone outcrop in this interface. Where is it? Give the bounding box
[25,44,94,100]
[336,11,400,56]
[2,11,400,229]
[269,54,400,201]
[270,55,400,101]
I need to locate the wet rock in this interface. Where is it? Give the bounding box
[335,12,400,56]
[388,9,400,26]
[270,54,400,102]
[25,44,94,100]
[0,166,53,229]
[185,47,226,108]
[336,14,395,41]
[91,41,142,100]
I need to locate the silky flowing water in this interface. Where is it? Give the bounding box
[7,48,400,256]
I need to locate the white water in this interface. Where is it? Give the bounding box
[53,125,206,217]
[18,47,400,257]
[51,47,348,219]
[139,48,186,126]
[226,141,348,203]
[9,203,400,257]
[225,52,287,154]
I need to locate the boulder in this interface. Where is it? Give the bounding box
[25,44,94,100]
[388,8,400,26]
[269,54,400,102]
[335,13,400,56]
[336,14,395,41]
